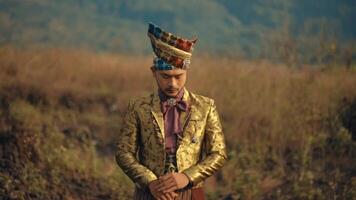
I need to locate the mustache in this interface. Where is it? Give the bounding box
[165,87,179,92]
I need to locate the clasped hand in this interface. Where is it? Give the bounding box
[149,172,189,200]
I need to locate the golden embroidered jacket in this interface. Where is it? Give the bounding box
[115,89,227,189]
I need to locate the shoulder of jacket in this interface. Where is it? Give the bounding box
[189,91,215,107]
[128,93,153,108]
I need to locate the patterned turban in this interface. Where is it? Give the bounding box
[147,23,197,70]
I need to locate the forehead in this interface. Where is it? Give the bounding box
[157,68,186,76]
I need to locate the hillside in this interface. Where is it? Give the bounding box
[0,0,355,59]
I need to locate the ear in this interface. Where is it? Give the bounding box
[150,66,156,77]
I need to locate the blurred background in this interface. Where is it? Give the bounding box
[0,0,355,199]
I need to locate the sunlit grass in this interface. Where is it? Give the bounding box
[0,46,355,199]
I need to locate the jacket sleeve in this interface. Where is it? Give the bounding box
[115,100,157,188]
[182,99,227,186]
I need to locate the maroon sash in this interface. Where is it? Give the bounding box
[191,188,205,200]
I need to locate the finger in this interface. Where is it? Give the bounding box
[156,177,175,190]
[150,180,160,189]
[163,176,178,191]
[160,173,172,178]
[155,178,167,188]
[160,178,176,188]
[173,192,178,198]
[162,185,179,193]
[156,180,167,191]
[150,183,159,190]
[165,178,176,185]
[157,180,177,192]
[159,193,168,200]
[166,192,178,200]
[160,174,174,182]
[165,193,176,200]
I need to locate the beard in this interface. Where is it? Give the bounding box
[164,87,180,97]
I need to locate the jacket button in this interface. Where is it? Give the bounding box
[191,135,198,143]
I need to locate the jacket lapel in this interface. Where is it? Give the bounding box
[150,91,165,140]
[180,88,191,132]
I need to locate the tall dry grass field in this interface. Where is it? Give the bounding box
[0,46,355,199]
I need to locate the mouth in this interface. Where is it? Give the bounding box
[165,88,178,93]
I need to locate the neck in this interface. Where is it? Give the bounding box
[158,88,184,101]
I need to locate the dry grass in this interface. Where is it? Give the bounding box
[0,46,355,199]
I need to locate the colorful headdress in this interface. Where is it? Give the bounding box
[147,23,197,70]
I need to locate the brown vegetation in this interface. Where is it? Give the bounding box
[0,46,355,199]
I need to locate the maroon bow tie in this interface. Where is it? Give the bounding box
[158,89,188,113]
[162,98,188,114]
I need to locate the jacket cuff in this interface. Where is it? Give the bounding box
[136,174,158,189]
[181,168,200,187]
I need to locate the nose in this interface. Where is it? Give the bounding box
[168,78,176,87]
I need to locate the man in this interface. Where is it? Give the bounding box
[116,23,227,200]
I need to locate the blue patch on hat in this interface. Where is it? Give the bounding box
[154,58,174,70]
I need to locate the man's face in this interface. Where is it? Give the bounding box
[152,68,187,97]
